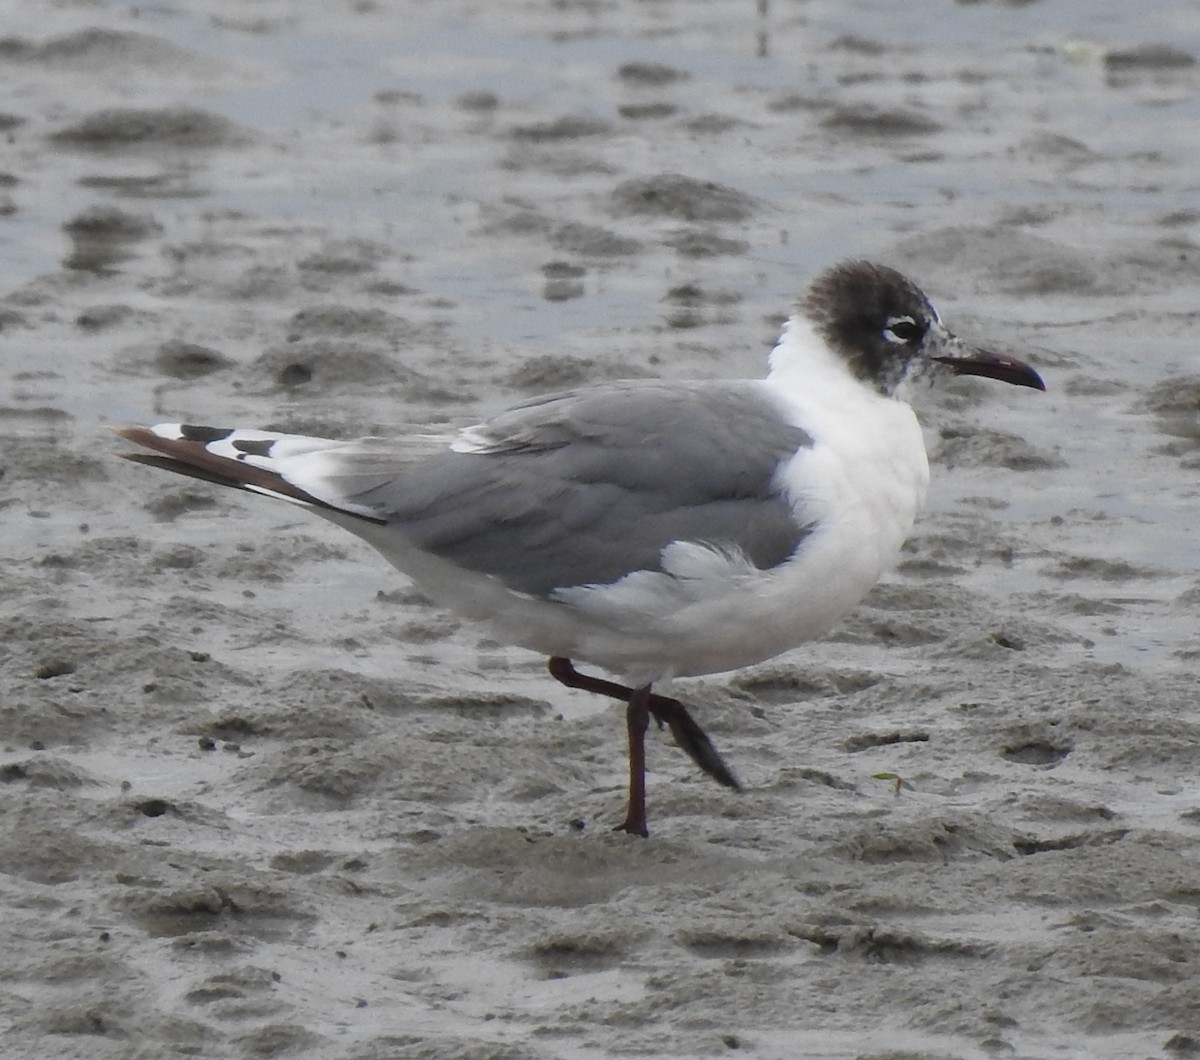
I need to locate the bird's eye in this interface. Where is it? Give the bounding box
[885,316,923,344]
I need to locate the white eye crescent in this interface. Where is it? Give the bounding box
[885,315,923,344]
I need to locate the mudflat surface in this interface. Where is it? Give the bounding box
[1,2,1198,1058]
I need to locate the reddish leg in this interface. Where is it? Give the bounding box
[547,657,741,836]
[616,684,652,837]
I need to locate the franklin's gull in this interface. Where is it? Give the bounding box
[116,260,1045,836]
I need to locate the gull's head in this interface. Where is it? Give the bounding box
[801,260,1045,397]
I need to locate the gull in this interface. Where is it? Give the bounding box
[116,260,1044,836]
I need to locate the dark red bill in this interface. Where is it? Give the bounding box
[933,350,1046,391]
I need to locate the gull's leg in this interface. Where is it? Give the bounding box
[546,657,742,832]
[616,684,652,837]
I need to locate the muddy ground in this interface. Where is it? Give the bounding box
[1,1,1198,1058]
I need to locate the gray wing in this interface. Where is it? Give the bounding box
[349,380,815,598]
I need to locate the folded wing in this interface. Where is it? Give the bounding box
[117,380,816,598]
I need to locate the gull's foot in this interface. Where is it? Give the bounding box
[648,694,742,792]
[613,815,650,838]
